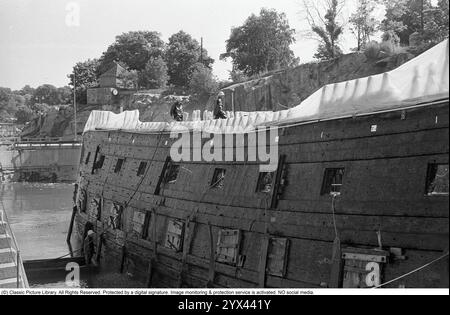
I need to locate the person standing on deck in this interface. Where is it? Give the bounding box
[170,101,184,122]
[214,92,227,120]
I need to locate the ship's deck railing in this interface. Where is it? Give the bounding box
[0,202,29,288]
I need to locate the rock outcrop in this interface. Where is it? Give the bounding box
[219,51,415,112]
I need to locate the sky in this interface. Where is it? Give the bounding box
[0,0,370,90]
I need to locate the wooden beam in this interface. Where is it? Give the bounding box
[329,238,343,288]
[178,209,197,287]
[207,222,216,288]
[258,236,270,288]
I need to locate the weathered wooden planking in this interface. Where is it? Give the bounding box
[76,101,449,289]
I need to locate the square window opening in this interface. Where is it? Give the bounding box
[141,212,152,240]
[91,146,105,174]
[426,164,449,196]
[85,152,91,165]
[216,229,241,266]
[164,219,185,252]
[321,168,345,196]
[114,158,125,174]
[97,155,105,168]
[267,238,290,277]
[137,162,148,177]
[211,169,226,189]
[164,164,181,184]
[341,248,388,288]
[257,172,275,193]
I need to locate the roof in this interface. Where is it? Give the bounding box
[84,40,449,135]
[99,61,128,79]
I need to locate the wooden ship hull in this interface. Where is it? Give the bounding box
[73,41,449,289]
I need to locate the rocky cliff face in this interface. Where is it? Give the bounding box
[218,51,415,113]
[21,106,91,140]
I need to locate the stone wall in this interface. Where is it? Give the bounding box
[0,146,80,183]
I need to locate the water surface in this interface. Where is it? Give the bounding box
[0,182,75,260]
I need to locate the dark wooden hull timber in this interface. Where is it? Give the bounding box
[74,100,449,289]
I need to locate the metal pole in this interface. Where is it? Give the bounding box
[200,37,204,65]
[16,251,20,288]
[74,71,78,141]
[231,90,235,113]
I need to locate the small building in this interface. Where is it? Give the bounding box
[87,61,136,107]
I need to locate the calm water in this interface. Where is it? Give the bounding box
[0,182,75,261]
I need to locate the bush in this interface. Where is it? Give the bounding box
[364,41,381,60]
[364,37,404,61]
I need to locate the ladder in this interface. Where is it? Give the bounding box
[0,206,29,288]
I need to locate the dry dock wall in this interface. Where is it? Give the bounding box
[0,146,80,182]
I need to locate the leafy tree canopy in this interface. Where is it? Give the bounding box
[139,56,169,89]
[221,8,297,77]
[68,59,100,105]
[380,0,449,45]
[166,31,214,87]
[189,63,219,97]
[350,0,381,51]
[310,0,344,60]
[98,31,165,75]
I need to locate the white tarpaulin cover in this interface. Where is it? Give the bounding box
[84,40,449,134]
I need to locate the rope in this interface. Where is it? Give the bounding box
[331,194,339,239]
[124,131,164,210]
[374,252,449,289]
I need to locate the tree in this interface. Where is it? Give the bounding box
[221,8,297,77]
[380,0,449,45]
[138,57,169,89]
[15,105,35,124]
[98,31,165,75]
[68,59,100,105]
[19,85,35,97]
[165,31,214,87]
[189,63,219,97]
[422,0,449,44]
[32,84,60,105]
[0,87,11,105]
[350,0,381,51]
[57,86,72,105]
[302,0,345,60]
